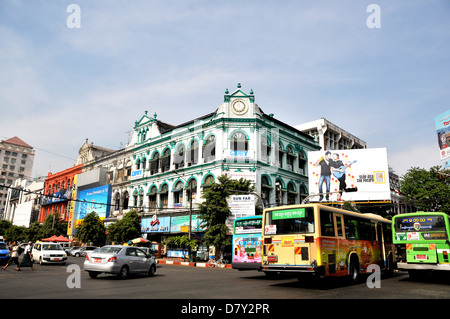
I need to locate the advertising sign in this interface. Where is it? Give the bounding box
[67,174,78,236]
[141,216,170,233]
[308,148,390,202]
[170,214,205,232]
[435,110,450,165]
[76,185,111,220]
[131,169,143,180]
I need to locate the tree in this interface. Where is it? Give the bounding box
[38,214,68,239]
[198,174,255,258]
[75,212,106,246]
[106,209,141,244]
[400,166,450,214]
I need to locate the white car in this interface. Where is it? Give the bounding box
[84,245,156,279]
[32,242,67,265]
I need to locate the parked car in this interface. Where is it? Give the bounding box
[0,242,11,265]
[71,246,97,257]
[84,245,156,279]
[65,246,81,255]
[32,242,67,265]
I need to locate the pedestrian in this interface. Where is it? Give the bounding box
[19,242,34,270]
[3,242,21,271]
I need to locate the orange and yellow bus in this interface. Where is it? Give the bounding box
[261,204,394,282]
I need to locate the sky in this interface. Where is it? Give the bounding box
[0,0,448,179]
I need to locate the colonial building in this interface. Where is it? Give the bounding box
[115,84,320,245]
[40,164,83,223]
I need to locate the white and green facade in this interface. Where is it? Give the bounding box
[125,84,320,221]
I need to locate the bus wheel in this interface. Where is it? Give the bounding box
[349,261,360,283]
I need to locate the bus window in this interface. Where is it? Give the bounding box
[320,211,335,237]
[358,219,375,241]
[336,215,344,237]
[344,216,357,239]
[266,207,315,235]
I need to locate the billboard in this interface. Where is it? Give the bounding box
[141,216,170,233]
[76,184,111,220]
[435,110,450,167]
[307,148,390,202]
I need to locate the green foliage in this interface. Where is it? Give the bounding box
[39,214,68,239]
[75,212,106,246]
[400,166,450,214]
[198,174,255,257]
[106,209,141,244]
[0,215,68,243]
[164,235,198,250]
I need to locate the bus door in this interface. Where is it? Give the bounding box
[376,223,385,266]
[333,213,346,275]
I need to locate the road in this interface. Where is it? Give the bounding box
[1,256,449,316]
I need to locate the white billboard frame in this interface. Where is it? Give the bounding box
[307,148,391,203]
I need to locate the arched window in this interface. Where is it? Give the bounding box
[150,152,160,175]
[286,146,295,172]
[261,176,272,207]
[136,158,141,170]
[114,192,120,211]
[173,181,184,205]
[230,131,248,151]
[159,184,169,209]
[174,145,185,169]
[202,174,215,188]
[260,135,271,163]
[275,180,283,206]
[161,148,171,172]
[287,182,297,205]
[187,179,197,205]
[203,135,215,163]
[138,189,144,208]
[122,191,129,210]
[148,186,158,210]
[188,140,199,166]
[142,157,147,170]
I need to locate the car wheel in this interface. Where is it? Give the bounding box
[148,264,156,277]
[39,257,44,265]
[117,266,129,279]
[88,271,99,279]
[75,253,80,257]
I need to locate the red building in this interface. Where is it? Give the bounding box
[40,164,83,223]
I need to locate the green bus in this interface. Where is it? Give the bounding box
[392,212,450,278]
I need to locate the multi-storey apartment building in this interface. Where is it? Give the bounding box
[0,136,35,216]
[295,118,366,150]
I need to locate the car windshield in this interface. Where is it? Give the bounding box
[42,244,63,250]
[94,246,122,254]
[0,243,8,250]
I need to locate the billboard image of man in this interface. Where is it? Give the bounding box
[315,151,332,201]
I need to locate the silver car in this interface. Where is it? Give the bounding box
[84,245,156,279]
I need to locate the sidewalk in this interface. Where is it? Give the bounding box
[156,257,232,269]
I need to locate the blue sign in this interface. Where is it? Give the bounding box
[77,185,111,219]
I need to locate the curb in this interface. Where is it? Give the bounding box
[157,259,232,269]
